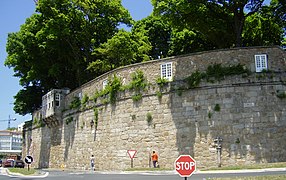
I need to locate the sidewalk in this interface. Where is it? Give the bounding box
[195,167,286,174]
[1,167,286,178]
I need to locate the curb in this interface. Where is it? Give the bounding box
[4,168,49,178]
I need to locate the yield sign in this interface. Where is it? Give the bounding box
[127,150,137,159]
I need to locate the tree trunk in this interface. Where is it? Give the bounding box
[234,7,245,47]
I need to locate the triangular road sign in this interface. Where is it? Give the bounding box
[127,150,137,159]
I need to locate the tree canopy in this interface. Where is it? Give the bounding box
[5,0,132,115]
[151,0,285,47]
[4,0,286,116]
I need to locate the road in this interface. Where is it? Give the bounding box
[0,169,286,180]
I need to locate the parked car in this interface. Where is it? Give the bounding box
[3,159,14,168]
[14,160,25,168]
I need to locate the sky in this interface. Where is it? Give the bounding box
[0,0,153,131]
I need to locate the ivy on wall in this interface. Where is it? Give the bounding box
[64,63,252,127]
[127,70,148,102]
[69,96,81,109]
[185,63,250,89]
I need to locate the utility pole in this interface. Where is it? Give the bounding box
[0,115,16,129]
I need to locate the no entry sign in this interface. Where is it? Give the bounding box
[175,155,196,177]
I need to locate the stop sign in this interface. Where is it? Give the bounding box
[175,155,196,177]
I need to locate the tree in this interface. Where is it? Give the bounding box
[132,15,213,59]
[243,6,284,46]
[5,0,132,115]
[87,29,151,73]
[168,28,215,55]
[151,0,266,47]
[132,15,171,59]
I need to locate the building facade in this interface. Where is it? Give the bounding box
[0,130,22,154]
[24,46,286,170]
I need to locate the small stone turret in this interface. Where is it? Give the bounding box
[41,88,70,127]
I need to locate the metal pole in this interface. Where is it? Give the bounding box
[184,177,188,180]
[131,158,133,168]
[8,115,11,129]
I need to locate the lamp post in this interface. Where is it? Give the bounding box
[214,137,223,167]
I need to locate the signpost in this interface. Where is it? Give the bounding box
[25,155,34,171]
[127,150,137,168]
[175,155,196,179]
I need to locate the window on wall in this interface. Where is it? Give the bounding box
[255,54,268,72]
[161,62,172,81]
[55,93,60,107]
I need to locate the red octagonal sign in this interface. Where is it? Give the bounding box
[175,155,196,177]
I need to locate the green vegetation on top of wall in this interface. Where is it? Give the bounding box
[127,70,148,102]
[156,77,169,88]
[185,63,250,89]
[185,71,204,88]
[32,117,45,128]
[69,96,81,109]
[67,64,251,114]
[106,74,122,104]
[205,63,249,81]
[81,94,89,109]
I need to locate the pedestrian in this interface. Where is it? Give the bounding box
[151,151,158,168]
[90,155,95,171]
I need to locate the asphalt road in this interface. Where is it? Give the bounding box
[1,169,286,180]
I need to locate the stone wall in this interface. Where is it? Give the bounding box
[24,46,286,170]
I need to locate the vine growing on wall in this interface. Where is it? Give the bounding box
[33,117,45,128]
[205,63,249,82]
[106,74,122,104]
[185,71,204,88]
[183,63,250,90]
[69,96,81,109]
[65,117,73,125]
[93,108,99,129]
[81,94,89,109]
[146,112,153,126]
[127,70,148,102]
[156,77,169,88]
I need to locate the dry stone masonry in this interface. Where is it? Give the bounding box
[23,46,286,170]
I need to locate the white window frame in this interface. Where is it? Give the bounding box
[255,54,268,72]
[161,62,173,81]
[55,93,60,107]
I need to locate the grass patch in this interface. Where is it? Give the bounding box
[8,168,36,175]
[201,162,286,171]
[211,175,286,180]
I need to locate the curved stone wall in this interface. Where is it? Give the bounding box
[25,46,286,170]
